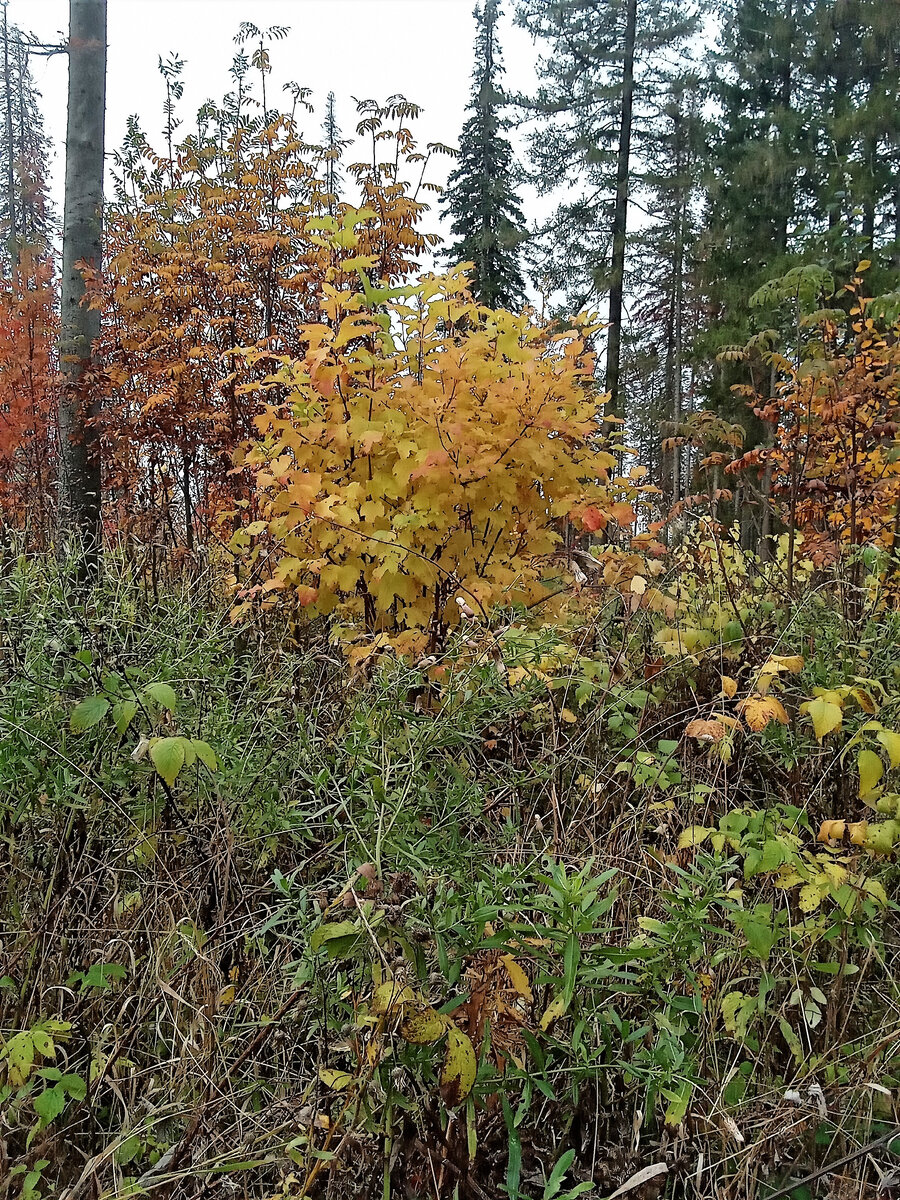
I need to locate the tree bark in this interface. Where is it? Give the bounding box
[604,0,637,420]
[58,0,106,550]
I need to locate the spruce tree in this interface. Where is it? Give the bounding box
[0,2,56,265]
[806,0,900,272]
[515,0,698,418]
[630,76,706,507]
[321,91,346,216]
[695,0,816,422]
[441,0,527,310]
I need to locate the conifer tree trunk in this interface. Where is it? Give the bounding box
[605,0,637,419]
[58,0,106,548]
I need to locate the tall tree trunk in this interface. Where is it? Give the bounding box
[671,106,685,509]
[604,0,637,420]
[773,0,793,254]
[862,123,877,250]
[58,0,106,550]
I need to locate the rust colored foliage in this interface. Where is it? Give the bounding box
[0,251,57,536]
[87,94,443,548]
[729,285,900,566]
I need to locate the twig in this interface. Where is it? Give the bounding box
[764,1126,900,1200]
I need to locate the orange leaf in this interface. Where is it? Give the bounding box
[736,694,789,731]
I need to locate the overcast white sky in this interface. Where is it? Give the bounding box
[12,0,542,246]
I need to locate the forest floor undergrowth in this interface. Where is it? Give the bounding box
[1,546,899,1200]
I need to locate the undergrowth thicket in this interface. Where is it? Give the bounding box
[1,537,899,1200]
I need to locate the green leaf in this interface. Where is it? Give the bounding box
[177,737,196,767]
[30,1030,55,1058]
[858,748,884,799]
[563,931,580,1006]
[70,696,110,732]
[86,962,126,988]
[59,1073,86,1100]
[502,1093,522,1200]
[145,682,177,710]
[150,737,185,787]
[309,920,359,955]
[440,1026,477,1106]
[779,1016,803,1059]
[115,1134,144,1165]
[543,1149,576,1200]
[112,700,138,735]
[663,1077,693,1126]
[743,920,777,961]
[33,1085,65,1125]
[191,739,218,771]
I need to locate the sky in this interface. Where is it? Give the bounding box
[12,0,542,247]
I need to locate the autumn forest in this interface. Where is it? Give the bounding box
[1,0,900,1197]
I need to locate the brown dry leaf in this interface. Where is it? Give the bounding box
[736,694,789,731]
[685,718,727,742]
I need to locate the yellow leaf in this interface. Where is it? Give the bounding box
[858,749,884,799]
[720,675,738,699]
[630,575,646,595]
[876,729,900,768]
[559,708,577,724]
[798,883,823,913]
[440,1026,477,1106]
[501,954,533,1003]
[817,819,846,843]
[402,1008,451,1044]
[769,654,805,673]
[801,698,843,741]
[217,984,236,1007]
[848,820,869,846]
[370,980,415,1016]
[539,993,570,1030]
[678,825,713,849]
[5,1033,35,1087]
[863,878,888,906]
[319,1068,354,1091]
